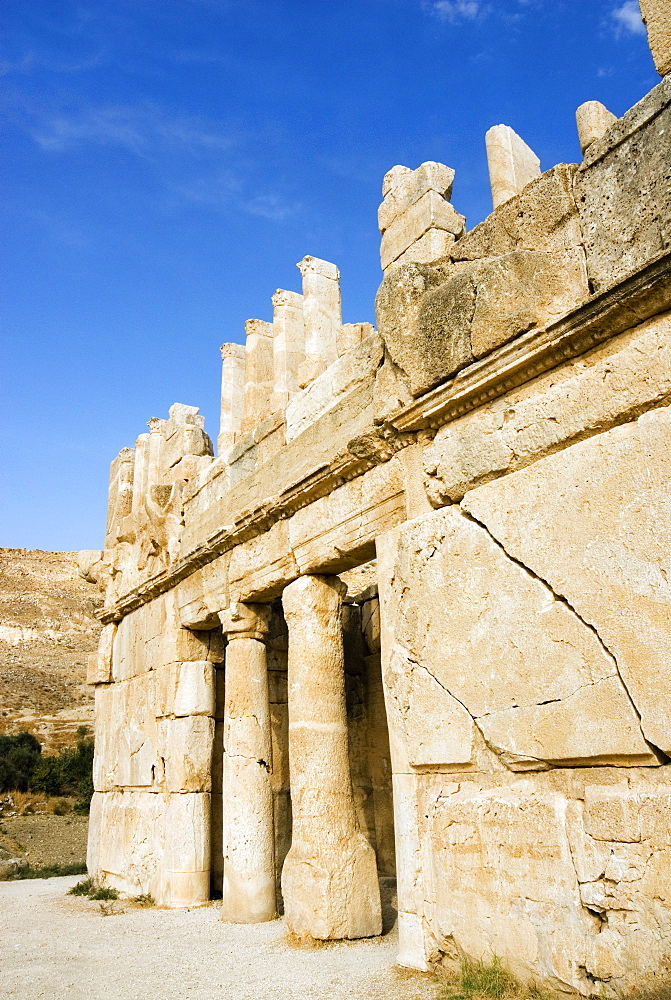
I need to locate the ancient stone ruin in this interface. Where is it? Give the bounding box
[82,10,671,993]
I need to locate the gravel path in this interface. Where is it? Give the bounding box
[0,876,440,1000]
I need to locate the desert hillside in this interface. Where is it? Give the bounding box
[0,549,102,751]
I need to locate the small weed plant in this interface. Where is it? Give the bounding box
[438,955,548,1000]
[131,893,155,907]
[68,876,119,900]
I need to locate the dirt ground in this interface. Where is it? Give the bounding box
[0,813,88,868]
[0,875,441,1000]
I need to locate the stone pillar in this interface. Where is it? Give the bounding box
[242,319,275,435]
[378,161,465,272]
[130,432,150,521]
[485,124,541,209]
[105,448,134,546]
[272,289,306,409]
[218,343,245,457]
[296,257,341,385]
[219,601,276,923]
[146,416,166,490]
[576,101,617,154]
[281,574,382,940]
[639,0,671,77]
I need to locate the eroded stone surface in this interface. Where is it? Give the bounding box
[463,406,671,755]
[377,508,655,770]
[281,575,382,939]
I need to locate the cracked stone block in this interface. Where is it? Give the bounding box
[376,507,656,769]
[88,790,168,898]
[470,247,589,358]
[463,405,671,755]
[94,674,159,791]
[423,313,671,505]
[156,715,214,792]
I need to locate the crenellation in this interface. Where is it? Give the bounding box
[271,288,306,407]
[242,318,275,436]
[575,100,617,154]
[378,161,465,272]
[85,34,671,992]
[218,342,245,457]
[296,255,342,384]
[485,123,541,208]
[639,0,671,77]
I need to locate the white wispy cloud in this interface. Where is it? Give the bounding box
[426,0,482,21]
[16,100,240,157]
[170,172,300,222]
[0,45,106,77]
[244,194,302,222]
[611,1,646,36]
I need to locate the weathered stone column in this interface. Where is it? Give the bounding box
[219,601,276,923]
[281,574,382,940]
[242,319,274,435]
[575,100,617,154]
[218,343,245,457]
[296,256,341,384]
[272,288,305,409]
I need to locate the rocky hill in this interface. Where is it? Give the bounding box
[0,549,102,752]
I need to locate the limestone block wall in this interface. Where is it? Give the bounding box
[88,590,223,905]
[376,403,671,991]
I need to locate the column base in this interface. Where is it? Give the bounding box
[221,868,277,923]
[282,832,382,940]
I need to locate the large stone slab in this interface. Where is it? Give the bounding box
[376,507,655,769]
[463,405,671,754]
[416,771,671,992]
[424,313,671,504]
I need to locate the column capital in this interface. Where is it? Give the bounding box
[282,574,347,620]
[219,601,271,641]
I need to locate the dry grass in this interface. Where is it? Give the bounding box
[0,791,78,817]
[435,956,549,1000]
[627,986,671,1000]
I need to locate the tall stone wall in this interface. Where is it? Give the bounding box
[85,26,671,995]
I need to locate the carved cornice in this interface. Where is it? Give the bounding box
[98,250,671,625]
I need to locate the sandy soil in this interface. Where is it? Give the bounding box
[0,814,88,868]
[0,875,440,1000]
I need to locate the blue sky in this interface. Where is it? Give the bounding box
[1,0,659,551]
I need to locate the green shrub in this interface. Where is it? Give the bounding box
[67,876,119,900]
[0,732,42,792]
[68,877,95,895]
[90,885,119,900]
[30,738,94,813]
[6,863,87,881]
[132,893,155,907]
